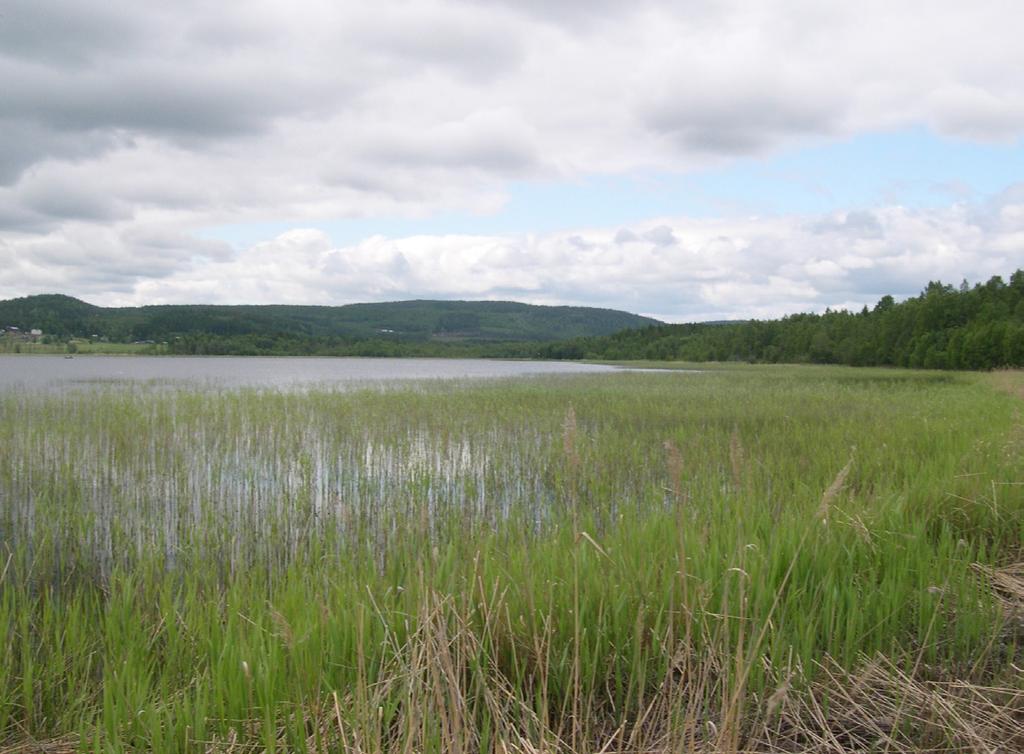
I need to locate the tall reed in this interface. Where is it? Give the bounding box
[0,366,1020,751]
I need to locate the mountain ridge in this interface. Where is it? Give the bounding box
[0,294,661,344]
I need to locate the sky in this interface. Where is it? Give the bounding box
[1,0,1023,322]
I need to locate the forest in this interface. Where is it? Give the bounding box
[0,296,656,345]
[536,271,1024,370]
[3,271,1022,369]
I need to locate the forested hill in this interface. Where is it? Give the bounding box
[0,295,660,345]
[5,273,1022,368]
[535,271,1024,370]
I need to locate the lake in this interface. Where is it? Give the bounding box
[0,354,629,391]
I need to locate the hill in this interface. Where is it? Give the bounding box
[0,295,660,346]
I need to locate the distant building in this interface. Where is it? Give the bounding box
[3,326,43,342]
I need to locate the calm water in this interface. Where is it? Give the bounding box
[0,355,626,391]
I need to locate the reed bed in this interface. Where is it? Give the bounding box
[0,366,1021,752]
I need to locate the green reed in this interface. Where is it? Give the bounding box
[0,366,1020,751]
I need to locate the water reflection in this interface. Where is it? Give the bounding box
[0,355,625,391]
[0,385,588,581]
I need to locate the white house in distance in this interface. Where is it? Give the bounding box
[3,327,44,341]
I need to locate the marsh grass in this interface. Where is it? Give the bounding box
[0,366,1021,752]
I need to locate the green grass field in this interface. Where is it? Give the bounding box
[0,366,1021,752]
[0,340,164,356]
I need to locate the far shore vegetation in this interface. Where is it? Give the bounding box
[2,269,1022,370]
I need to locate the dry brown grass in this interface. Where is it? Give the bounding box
[815,455,854,524]
[4,623,1021,754]
[757,655,1023,754]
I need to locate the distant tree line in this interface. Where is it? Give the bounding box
[0,295,655,344]
[533,271,1024,370]
[165,332,541,359]
[175,271,1024,370]
[4,272,1022,369]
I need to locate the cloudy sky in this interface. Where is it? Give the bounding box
[2,0,1022,321]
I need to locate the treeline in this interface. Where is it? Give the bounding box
[5,273,1022,370]
[535,271,1024,370]
[166,332,541,358]
[0,295,657,343]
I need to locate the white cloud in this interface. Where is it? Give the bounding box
[2,198,1019,321]
[3,2,1024,204]
[1,1,1023,315]
[642,226,678,247]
